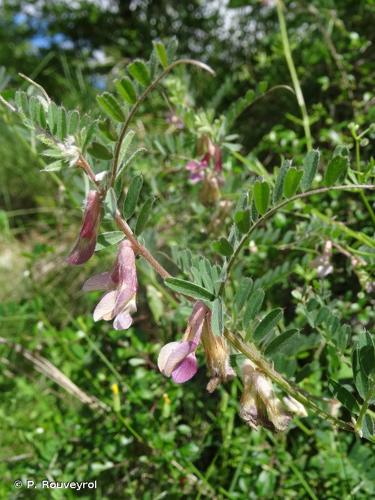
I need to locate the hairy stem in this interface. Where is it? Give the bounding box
[114,211,172,280]
[355,382,375,435]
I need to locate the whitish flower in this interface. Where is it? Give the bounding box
[239,359,307,432]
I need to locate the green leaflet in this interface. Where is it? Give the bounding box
[273,159,291,203]
[97,92,125,122]
[234,209,251,233]
[95,231,124,251]
[283,167,303,198]
[324,155,348,186]
[243,288,265,330]
[252,308,283,342]
[88,141,113,160]
[135,197,155,235]
[301,149,320,191]
[164,278,215,301]
[211,298,224,336]
[128,60,151,87]
[153,41,168,68]
[234,278,253,313]
[212,237,233,257]
[328,379,360,414]
[264,328,299,355]
[123,174,143,220]
[104,188,117,218]
[115,77,137,105]
[253,181,270,215]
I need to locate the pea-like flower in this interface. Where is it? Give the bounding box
[67,190,102,265]
[157,301,207,384]
[239,359,307,432]
[158,302,235,387]
[82,240,138,330]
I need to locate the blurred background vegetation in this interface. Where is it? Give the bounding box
[0,0,374,498]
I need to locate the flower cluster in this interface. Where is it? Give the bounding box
[239,359,307,432]
[158,301,235,389]
[66,191,138,330]
[185,135,222,205]
[66,187,307,433]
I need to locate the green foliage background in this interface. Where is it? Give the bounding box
[0,1,374,498]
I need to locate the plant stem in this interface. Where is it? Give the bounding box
[355,383,375,435]
[114,211,172,280]
[276,0,312,150]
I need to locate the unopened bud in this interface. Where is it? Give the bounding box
[199,175,221,206]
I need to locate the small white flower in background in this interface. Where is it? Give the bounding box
[311,240,333,278]
[239,359,307,432]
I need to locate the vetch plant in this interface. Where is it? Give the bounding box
[1,39,374,439]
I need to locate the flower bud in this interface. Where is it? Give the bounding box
[199,175,220,205]
[67,190,101,265]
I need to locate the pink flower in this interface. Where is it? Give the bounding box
[67,190,102,265]
[83,240,138,330]
[185,156,209,184]
[158,301,208,383]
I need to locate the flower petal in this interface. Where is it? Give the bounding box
[82,272,112,291]
[157,340,194,377]
[113,310,133,330]
[66,235,97,265]
[93,290,116,322]
[171,353,198,383]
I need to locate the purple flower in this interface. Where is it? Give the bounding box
[158,301,208,383]
[83,240,138,330]
[67,191,102,265]
[185,158,207,184]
